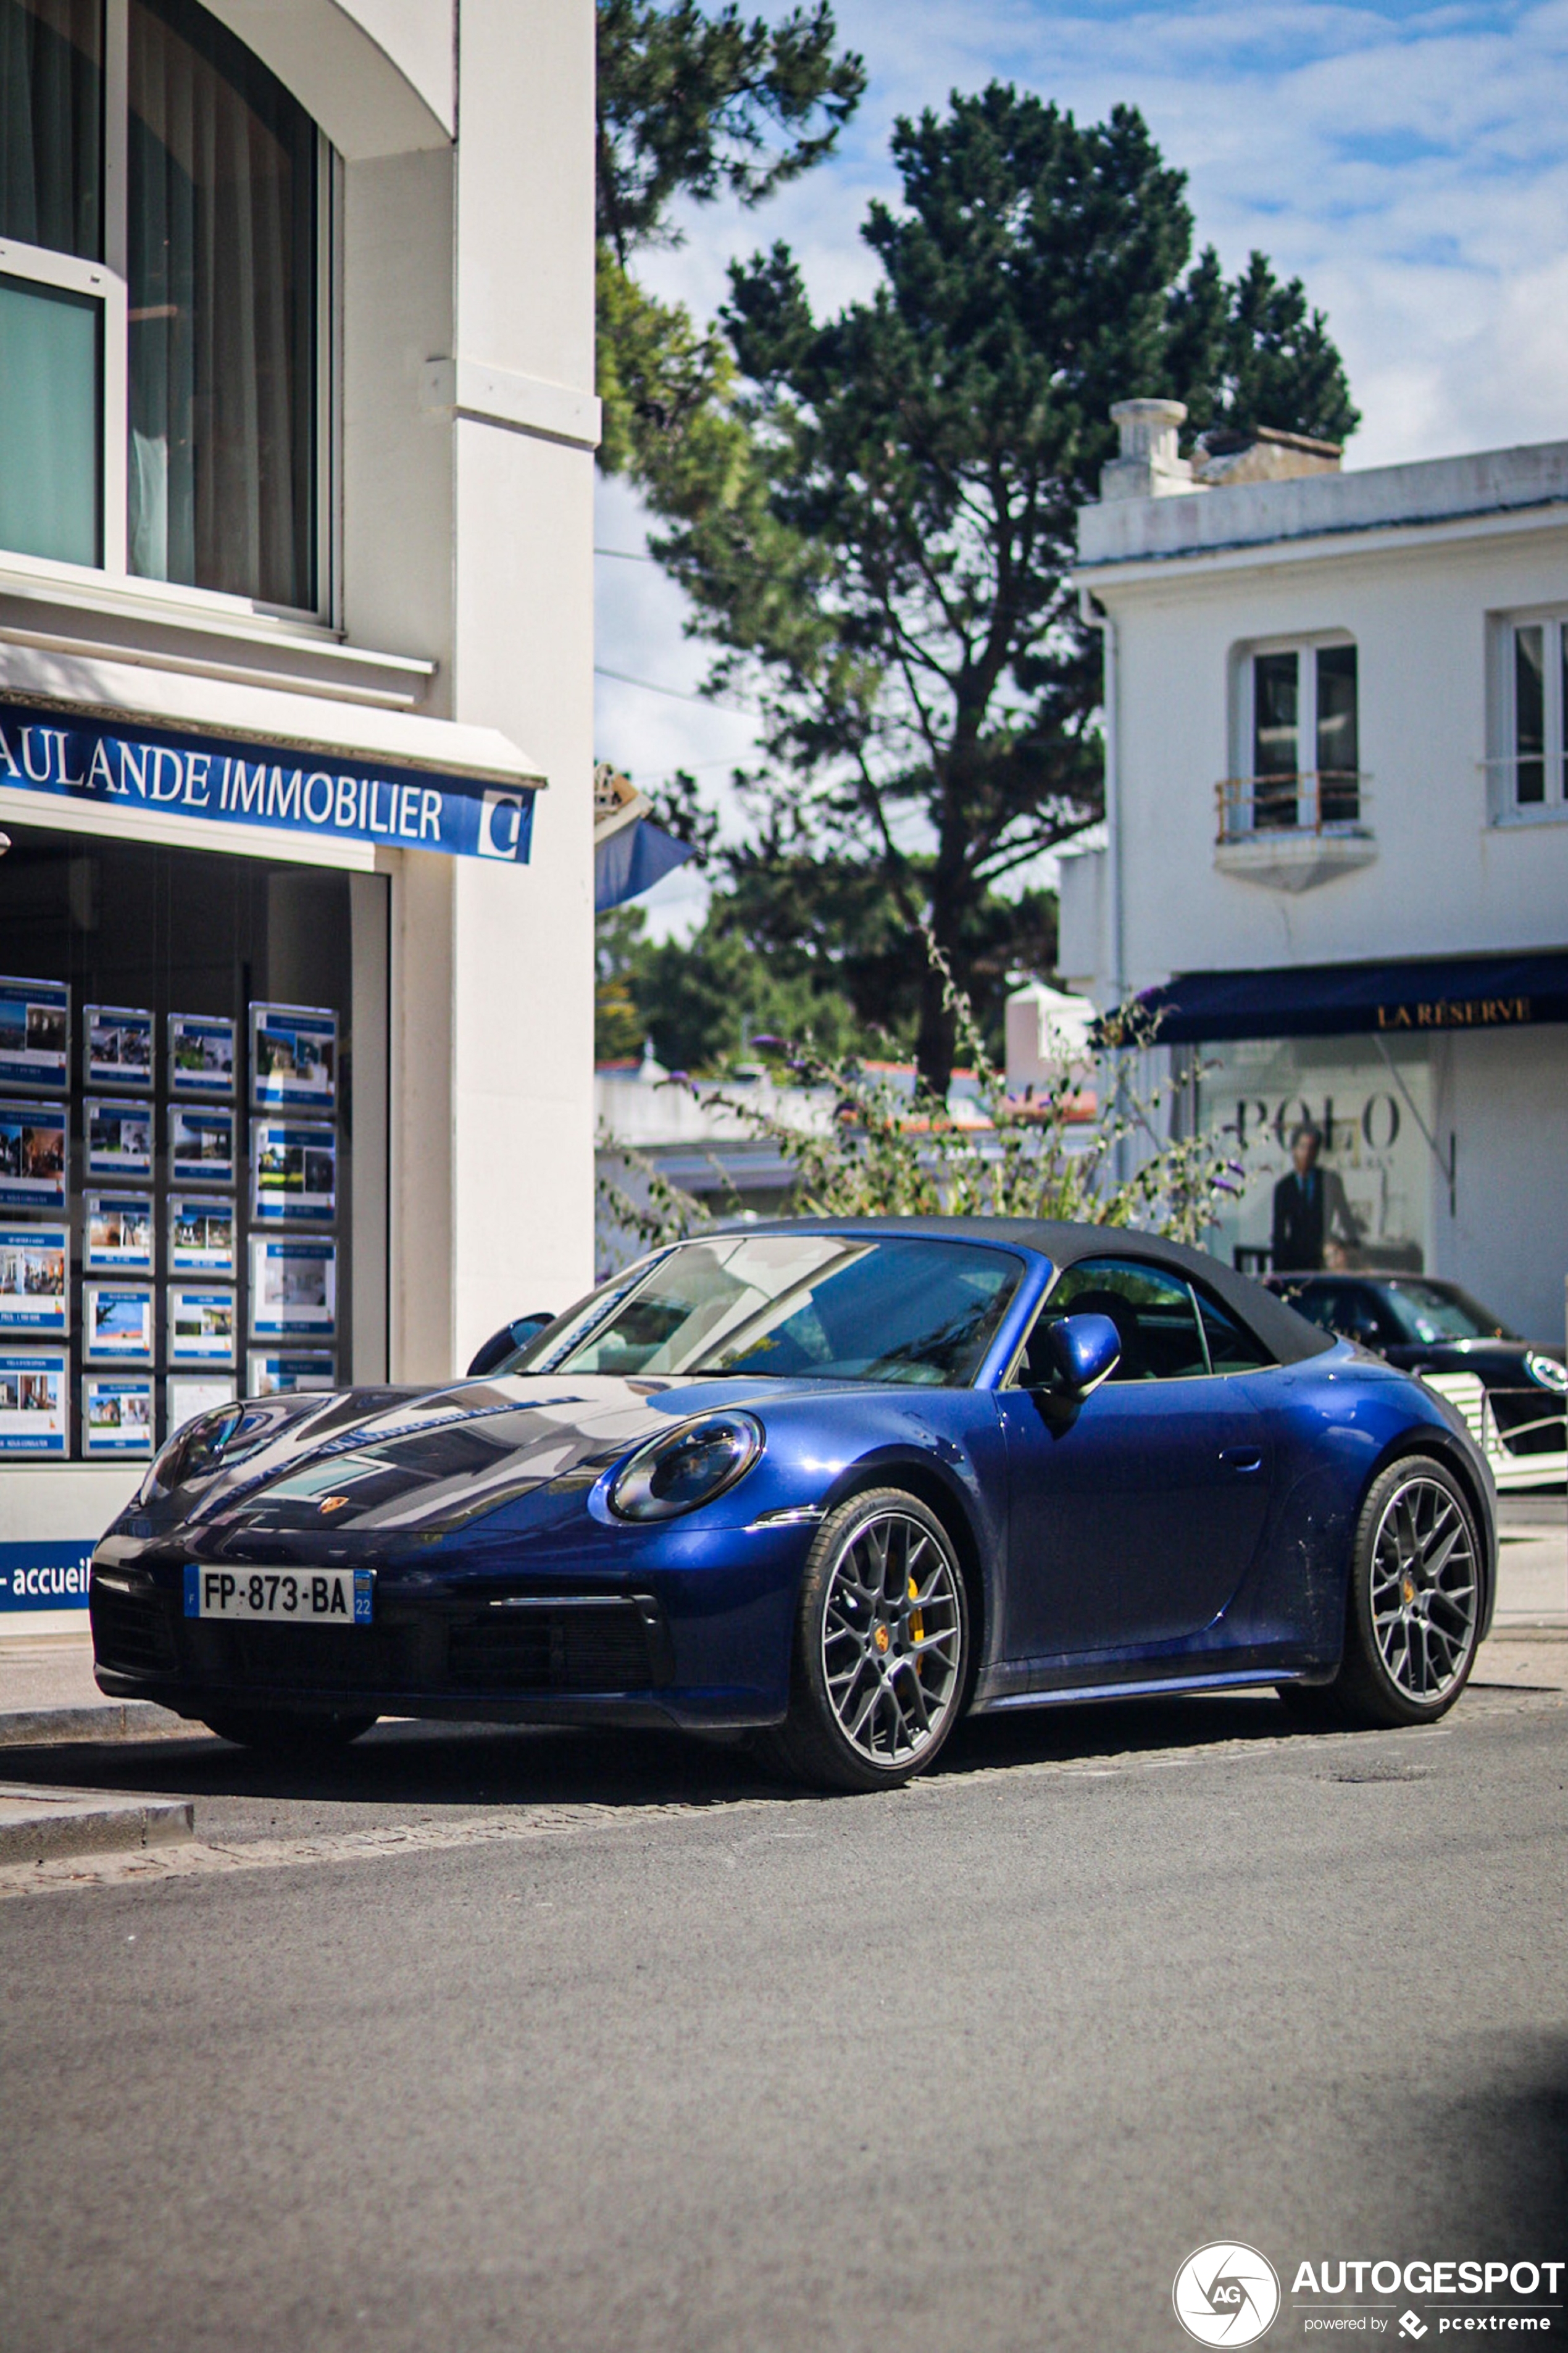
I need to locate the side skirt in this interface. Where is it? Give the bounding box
[973,1665,1314,1715]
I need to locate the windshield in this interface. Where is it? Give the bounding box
[1378,1281,1519,1345]
[510,1234,1024,1387]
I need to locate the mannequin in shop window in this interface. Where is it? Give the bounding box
[1271,1124,1361,1272]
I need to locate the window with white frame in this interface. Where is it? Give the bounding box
[1224,635,1361,838]
[1493,612,1567,817]
[0,0,325,611]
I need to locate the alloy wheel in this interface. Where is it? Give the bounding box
[1368,1473,1479,1703]
[819,1508,964,1766]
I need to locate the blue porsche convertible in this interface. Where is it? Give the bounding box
[90,1219,1496,1791]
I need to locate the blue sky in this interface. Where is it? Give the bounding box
[596,0,1567,934]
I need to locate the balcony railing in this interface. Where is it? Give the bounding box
[1216,771,1370,844]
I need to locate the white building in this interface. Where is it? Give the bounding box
[1062,401,1568,1342]
[0,0,597,1624]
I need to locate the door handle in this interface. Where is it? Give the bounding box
[1220,1447,1263,1473]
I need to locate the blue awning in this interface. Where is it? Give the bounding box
[594,818,696,912]
[1138,950,1568,1044]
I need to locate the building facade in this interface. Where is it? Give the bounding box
[1062,403,1568,1344]
[0,0,598,1623]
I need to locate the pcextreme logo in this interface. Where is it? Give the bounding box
[1174,2243,1283,2346]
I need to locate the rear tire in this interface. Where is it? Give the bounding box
[199,1708,377,1755]
[753,1487,970,1793]
[1285,1454,1483,1731]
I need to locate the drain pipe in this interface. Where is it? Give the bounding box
[1079,588,1130,1181]
[1078,588,1124,1007]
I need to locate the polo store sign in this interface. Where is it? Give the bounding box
[0,703,536,864]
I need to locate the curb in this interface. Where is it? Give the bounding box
[0,1784,194,1866]
[0,1701,194,1749]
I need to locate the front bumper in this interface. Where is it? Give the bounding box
[90,1531,801,1730]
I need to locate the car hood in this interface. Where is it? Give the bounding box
[128,1373,860,1541]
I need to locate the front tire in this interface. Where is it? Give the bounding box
[199,1708,377,1755]
[1287,1455,1483,1730]
[753,1488,970,1792]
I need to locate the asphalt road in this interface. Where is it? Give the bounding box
[1,1686,1564,2353]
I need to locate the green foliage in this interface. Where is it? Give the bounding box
[596,0,865,264]
[1167,248,1361,448]
[714,821,1055,1053]
[598,935,1243,1256]
[594,1,862,482]
[635,85,1358,1094]
[594,902,875,1074]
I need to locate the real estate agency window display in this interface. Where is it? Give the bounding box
[0,819,386,1459]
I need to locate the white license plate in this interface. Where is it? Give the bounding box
[183,1564,373,1624]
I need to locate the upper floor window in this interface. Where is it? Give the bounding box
[1492,613,1566,820]
[0,0,322,610]
[1220,635,1362,843]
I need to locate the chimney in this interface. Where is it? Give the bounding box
[1099,399,1201,503]
[1193,425,1343,486]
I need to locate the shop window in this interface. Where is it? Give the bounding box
[1221,637,1362,840]
[0,0,322,610]
[0,822,388,1462]
[1492,614,1567,819]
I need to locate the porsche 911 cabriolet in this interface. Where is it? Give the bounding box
[90,1219,1496,1791]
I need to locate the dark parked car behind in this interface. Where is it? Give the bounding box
[1264,1272,1566,1490]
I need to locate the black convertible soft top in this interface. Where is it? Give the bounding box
[727,1216,1336,1368]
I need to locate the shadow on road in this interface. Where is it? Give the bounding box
[0,1681,1486,1823]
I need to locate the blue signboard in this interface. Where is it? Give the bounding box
[0,1541,93,1611]
[0,701,536,864]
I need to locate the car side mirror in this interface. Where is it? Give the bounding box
[465,1313,555,1378]
[1034,1312,1121,1398]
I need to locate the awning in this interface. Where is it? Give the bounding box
[594,818,695,912]
[1137,950,1568,1044]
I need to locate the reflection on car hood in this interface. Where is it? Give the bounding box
[151,1373,836,1538]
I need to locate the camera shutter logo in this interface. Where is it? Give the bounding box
[1172,2243,1281,2346]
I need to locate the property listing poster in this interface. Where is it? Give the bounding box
[251,1003,336,1112]
[252,1121,335,1225]
[81,1375,154,1457]
[84,1193,156,1273]
[0,977,69,1090]
[0,1222,68,1334]
[168,1012,235,1098]
[169,1287,237,1366]
[249,1239,336,1337]
[170,1105,235,1186]
[83,1283,156,1363]
[85,1005,154,1090]
[0,1102,67,1211]
[166,1374,238,1434]
[0,1350,69,1455]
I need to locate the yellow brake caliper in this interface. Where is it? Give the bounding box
[908,1574,924,1669]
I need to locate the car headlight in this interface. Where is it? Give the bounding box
[1525,1352,1568,1393]
[607,1412,763,1523]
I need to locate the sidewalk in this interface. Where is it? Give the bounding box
[1,1502,1562,1739]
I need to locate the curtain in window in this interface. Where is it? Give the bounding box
[127,0,315,608]
[0,0,101,257]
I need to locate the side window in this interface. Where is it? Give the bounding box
[1033,1258,1207,1382]
[1192,1285,1275,1374]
